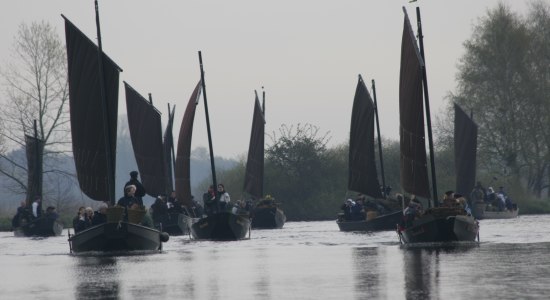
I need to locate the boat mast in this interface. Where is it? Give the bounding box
[262,86,265,114]
[168,103,176,186]
[371,79,387,199]
[198,51,217,189]
[261,88,266,198]
[33,119,43,199]
[94,0,115,206]
[416,7,438,206]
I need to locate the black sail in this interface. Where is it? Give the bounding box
[348,77,383,199]
[25,135,44,204]
[124,82,167,198]
[399,12,431,199]
[163,107,176,195]
[175,81,201,207]
[243,94,265,199]
[454,104,478,196]
[64,17,121,201]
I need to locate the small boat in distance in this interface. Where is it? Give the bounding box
[175,52,250,240]
[396,7,478,244]
[245,90,286,229]
[13,121,63,237]
[454,103,486,219]
[336,76,402,232]
[63,1,167,253]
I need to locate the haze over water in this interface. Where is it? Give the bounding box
[1,215,549,299]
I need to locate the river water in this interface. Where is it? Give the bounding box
[1,215,549,299]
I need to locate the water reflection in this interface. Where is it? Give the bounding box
[252,248,271,299]
[402,244,477,300]
[352,247,381,298]
[73,256,119,300]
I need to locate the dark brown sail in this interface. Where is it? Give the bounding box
[348,76,383,199]
[163,106,176,195]
[25,135,44,204]
[64,16,121,201]
[454,103,478,196]
[124,82,167,197]
[175,81,202,207]
[399,11,430,199]
[243,94,265,200]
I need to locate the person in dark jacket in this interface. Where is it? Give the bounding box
[203,185,217,215]
[151,196,168,227]
[92,203,108,225]
[123,171,146,201]
[117,185,143,208]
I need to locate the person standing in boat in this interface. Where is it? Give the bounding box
[470,182,487,206]
[124,171,146,203]
[117,185,143,209]
[217,184,230,212]
[150,195,168,227]
[32,196,42,219]
[11,200,31,229]
[203,185,217,215]
[340,199,355,221]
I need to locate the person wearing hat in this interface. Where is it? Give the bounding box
[124,171,146,201]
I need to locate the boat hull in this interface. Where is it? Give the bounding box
[157,212,189,236]
[482,207,519,219]
[337,210,403,232]
[68,222,166,253]
[14,218,64,237]
[189,212,250,240]
[399,214,478,244]
[251,207,286,229]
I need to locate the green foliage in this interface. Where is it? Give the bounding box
[447,1,550,198]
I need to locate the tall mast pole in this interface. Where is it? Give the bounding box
[371,79,387,199]
[168,103,176,182]
[416,7,438,206]
[198,51,217,188]
[34,120,43,199]
[262,86,265,115]
[95,0,115,205]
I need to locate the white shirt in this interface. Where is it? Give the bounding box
[32,201,39,217]
[219,192,230,203]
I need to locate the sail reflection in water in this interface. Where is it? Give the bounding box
[1,217,550,299]
[74,257,119,299]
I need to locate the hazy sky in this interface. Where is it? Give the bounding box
[0,0,533,159]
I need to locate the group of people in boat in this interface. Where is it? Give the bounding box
[11,196,59,230]
[202,183,252,216]
[72,171,153,233]
[339,193,391,222]
[470,182,517,212]
[400,191,473,228]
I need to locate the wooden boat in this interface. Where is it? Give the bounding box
[483,206,519,219]
[63,1,167,253]
[13,123,63,237]
[244,91,286,229]
[124,83,188,235]
[396,7,478,244]
[14,217,64,237]
[336,76,401,232]
[174,53,250,240]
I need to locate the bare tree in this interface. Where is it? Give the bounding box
[0,21,70,198]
